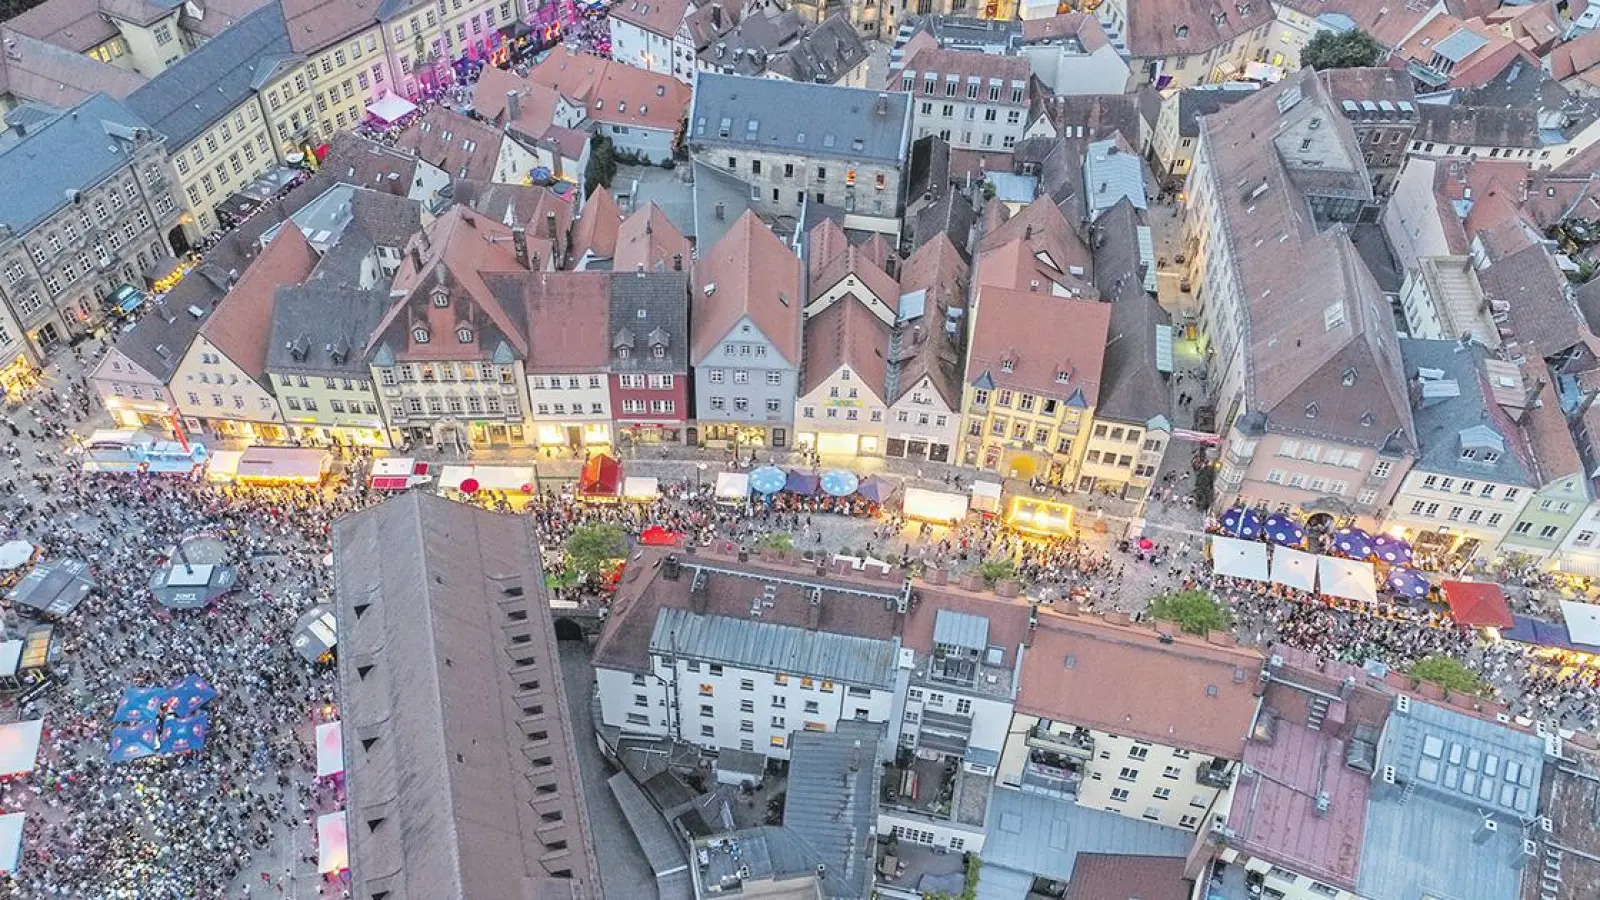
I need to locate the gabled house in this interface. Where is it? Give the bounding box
[884,233,968,464]
[795,295,892,457]
[614,202,691,275]
[395,106,536,187]
[471,66,592,192]
[607,0,699,83]
[690,209,802,449]
[803,218,899,327]
[523,272,615,451]
[366,206,534,451]
[172,225,319,441]
[569,186,625,270]
[610,271,690,446]
[525,46,692,164]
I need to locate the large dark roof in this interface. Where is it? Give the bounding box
[332,492,603,898]
[689,73,911,164]
[1092,199,1171,426]
[0,92,155,233]
[609,272,689,374]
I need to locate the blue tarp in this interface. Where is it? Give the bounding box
[160,712,210,754]
[109,724,160,763]
[783,469,818,495]
[1503,615,1600,654]
[167,674,218,718]
[856,476,893,504]
[114,687,169,724]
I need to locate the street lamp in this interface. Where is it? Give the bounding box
[695,463,707,498]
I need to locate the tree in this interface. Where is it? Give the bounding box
[1408,655,1487,696]
[1192,466,1216,510]
[1301,29,1384,71]
[1148,590,1232,637]
[755,532,794,553]
[977,559,1016,587]
[585,135,618,190]
[563,524,628,580]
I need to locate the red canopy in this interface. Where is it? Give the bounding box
[579,454,622,497]
[1442,580,1514,629]
[640,525,682,546]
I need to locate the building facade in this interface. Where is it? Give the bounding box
[889,40,1035,154]
[609,271,690,446]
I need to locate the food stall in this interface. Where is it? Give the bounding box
[368,457,432,491]
[437,465,537,504]
[1006,495,1075,537]
[970,480,1003,515]
[902,487,970,525]
[622,476,659,502]
[230,447,331,485]
[578,454,623,502]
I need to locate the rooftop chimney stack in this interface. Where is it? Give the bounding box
[507,90,521,124]
[512,226,530,270]
[546,210,558,239]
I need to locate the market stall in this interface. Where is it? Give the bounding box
[578,454,622,501]
[1560,600,1600,646]
[317,811,349,875]
[232,447,331,485]
[1210,536,1269,582]
[902,487,969,525]
[0,719,42,777]
[438,464,537,497]
[622,476,659,501]
[1442,581,1513,629]
[970,480,1002,515]
[1317,556,1378,604]
[0,812,23,874]
[206,449,243,482]
[292,605,337,664]
[366,93,418,123]
[316,721,344,779]
[783,469,819,496]
[368,457,431,491]
[714,471,750,504]
[1269,546,1318,592]
[1007,496,1076,538]
[8,558,95,618]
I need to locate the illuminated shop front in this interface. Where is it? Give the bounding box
[1007,496,1077,538]
[535,421,612,449]
[795,431,881,457]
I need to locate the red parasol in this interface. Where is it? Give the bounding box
[459,477,480,494]
[640,525,682,546]
[521,483,535,494]
[1137,538,1154,551]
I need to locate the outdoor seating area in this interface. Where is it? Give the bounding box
[107,675,217,763]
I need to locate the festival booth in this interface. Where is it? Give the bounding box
[1008,496,1077,538]
[0,812,22,874]
[0,540,35,572]
[206,449,243,482]
[293,606,338,664]
[316,722,344,779]
[83,432,207,475]
[1559,600,1600,647]
[1210,536,1269,582]
[622,476,659,502]
[577,454,623,502]
[1442,581,1513,629]
[1269,546,1318,592]
[714,471,750,505]
[783,469,819,496]
[970,480,1003,515]
[0,719,42,777]
[902,487,970,525]
[366,93,418,124]
[149,560,239,610]
[0,641,22,693]
[232,447,331,485]
[8,558,94,619]
[368,457,432,491]
[438,464,537,503]
[1317,556,1378,604]
[317,811,349,875]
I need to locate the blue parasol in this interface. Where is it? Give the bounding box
[855,476,894,504]
[160,712,211,754]
[1220,506,1264,539]
[109,724,160,763]
[1387,567,1432,600]
[749,466,787,495]
[113,687,170,724]
[783,469,819,495]
[1332,527,1376,560]
[167,674,219,718]
[1371,534,1413,566]
[820,470,860,497]
[1263,513,1306,547]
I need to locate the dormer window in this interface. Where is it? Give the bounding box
[1341,366,1357,386]
[1304,402,1318,418]
[431,289,448,308]
[1055,370,1069,384]
[618,346,631,359]
[1175,24,1189,38]
[653,345,665,359]
[413,327,430,344]
[1001,358,1016,374]
[1359,411,1374,427]
[456,327,473,343]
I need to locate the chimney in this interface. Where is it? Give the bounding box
[711,2,722,28]
[530,251,542,271]
[714,202,726,221]
[410,246,423,270]
[507,90,521,123]
[512,227,530,270]
[545,210,557,239]
[672,253,683,271]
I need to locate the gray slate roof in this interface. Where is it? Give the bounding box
[1175,85,1259,138]
[1092,199,1172,427]
[0,92,156,233]
[1398,338,1534,485]
[266,234,391,377]
[648,606,898,689]
[981,786,1192,886]
[113,264,234,381]
[609,272,688,374]
[779,721,884,899]
[126,1,293,148]
[689,73,911,164]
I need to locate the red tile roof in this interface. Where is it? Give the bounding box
[800,296,891,399]
[1391,16,1534,89]
[614,202,690,275]
[1065,854,1190,900]
[201,225,319,379]
[691,210,802,365]
[394,107,502,183]
[281,0,376,53]
[523,271,612,372]
[1122,0,1274,59]
[975,199,1093,295]
[1018,609,1263,758]
[526,46,692,133]
[967,286,1109,403]
[892,234,968,409]
[5,0,117,52]
[570,186,623,263]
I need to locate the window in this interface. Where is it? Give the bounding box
[1109,788,1130,802]
[1118,767,1140,782]
[1163,765,1181,779]
[1128,745,1149,761]
[1153,787,1172,800]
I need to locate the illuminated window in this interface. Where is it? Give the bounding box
[699,684,714,696]
[845,169,857,187]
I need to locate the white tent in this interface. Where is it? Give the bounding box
[903,487,969,524]
[0,719,42,777]
[316,722,344,778]
[317,811,349,874]
[206,449,243,482]
[0,812,22,874]
[622,476,659,500]
[438,465,535,493]
[970,480,1003,513]
[0,541,33,571]
[1317,556,1377,604]
[1561,600,1600,646]
[1211,536,1269,581]
[1270,546,1318,592]
[366,93,417,123]
[715,471,749,502]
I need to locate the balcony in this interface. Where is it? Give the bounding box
[1020,756,1083,798]
[1197,760,1234,789]
[1026,726,1095,759]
